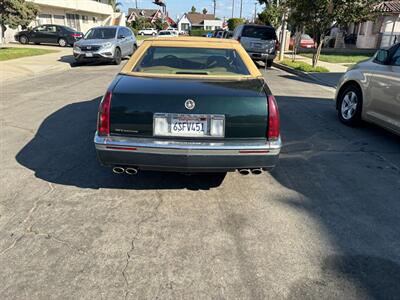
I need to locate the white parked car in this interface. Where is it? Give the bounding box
[157,30,178,37]
[138,28,158,36]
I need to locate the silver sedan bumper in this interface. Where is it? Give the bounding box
[94,134,281,172]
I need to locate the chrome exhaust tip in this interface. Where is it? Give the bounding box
[113,167,125,174]
[125,168,138,176]
[238,169,250,176]
[251,168,263,175]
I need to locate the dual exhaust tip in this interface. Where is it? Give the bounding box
[238,168,263,176]
[113,167,262,176]
[113,167,138,176]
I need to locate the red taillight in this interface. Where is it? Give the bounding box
[98,91,112,136]
[267,95,280,140]
[71,33,82,38]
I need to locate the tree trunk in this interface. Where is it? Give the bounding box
[312,34,324,68]
[1,23,6,47]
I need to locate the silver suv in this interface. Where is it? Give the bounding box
[73,26,137,65]
[233,25,278,68]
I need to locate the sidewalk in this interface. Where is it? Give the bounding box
[0,43,73,83]
[274,54,348,88]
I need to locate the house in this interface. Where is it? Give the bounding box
[1,0,125,43]
[349,1,400,49]
[127,8,176,28]
[177,13,223,32]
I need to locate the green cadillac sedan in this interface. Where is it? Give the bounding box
[94,37,281,175]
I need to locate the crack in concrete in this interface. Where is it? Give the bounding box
[121,192,164,300]
[0,182,85,256]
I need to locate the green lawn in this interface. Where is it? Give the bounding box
[0,47,58,61]
[301,53,372,64]
[281,59,329,73]
[136,35,152,41]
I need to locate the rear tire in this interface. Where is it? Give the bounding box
[266,59,273,68]
[152,32,156,36]
[19,35,29,44]
[58,38,67,47]
[337,84,363,126]
[113,48,122,65]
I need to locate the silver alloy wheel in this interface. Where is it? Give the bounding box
[58,38,67,47]
[341,91,358,120]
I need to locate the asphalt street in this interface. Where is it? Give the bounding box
[1,61,399,300]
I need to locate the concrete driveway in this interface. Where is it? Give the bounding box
[1,63,399,299]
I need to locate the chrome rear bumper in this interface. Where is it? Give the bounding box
[94,134,281,172]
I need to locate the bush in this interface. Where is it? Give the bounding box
[227,18,245,31]
[281,59,329,73]
[189,29,211,37]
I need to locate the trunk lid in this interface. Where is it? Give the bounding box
[109,76,269,139]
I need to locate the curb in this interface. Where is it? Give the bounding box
[273,62,338,89]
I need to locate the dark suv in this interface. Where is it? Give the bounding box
[233,24,279,68]
[15,24,83,47]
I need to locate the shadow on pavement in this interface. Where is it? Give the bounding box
[272,95,400,299]
[16,97,226,190]
[58,55,130,68]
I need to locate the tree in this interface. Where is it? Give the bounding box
[287,0,380,67]
[130,16,152,34]
[258,4,284,28]
[203,8,208,15]
[108,0,122,12]
[227,18,245,31]
[191,6,197,13]
[153,18,168,31]
[0,0,38,45]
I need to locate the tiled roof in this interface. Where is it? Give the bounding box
[374,1,400,13]
[186,13,217,25]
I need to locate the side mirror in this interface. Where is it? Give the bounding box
[118,34,125,39]
[375,49,389,64]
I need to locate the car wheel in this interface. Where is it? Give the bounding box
[266,60,273,68]
[152,32,156,36]
[113,48,122,65]
[338,84,363,126]
[58,38,67,47]
[19,35,29,44]
[140,33,145,36]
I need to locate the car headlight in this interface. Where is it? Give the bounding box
[102,42,113,49]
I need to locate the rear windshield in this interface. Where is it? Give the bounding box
[133,46,250,76]
[85,28,116,39]
[242,26,277,40]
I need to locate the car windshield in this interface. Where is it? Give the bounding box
[242,26,277,40]
[302,34,312,40]
[158,32,171,36]
[133,46,250,76]
[85,28,116,39]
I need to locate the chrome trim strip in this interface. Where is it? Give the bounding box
[94,133,281,156]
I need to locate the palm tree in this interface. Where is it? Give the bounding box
[108,0,122,12]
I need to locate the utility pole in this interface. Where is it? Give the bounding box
[213,0,216,16]
[279,12,287,61]
[135,0,138,9]
[254,2,257,23]
[240,0,243,19]
[232,0,235,18]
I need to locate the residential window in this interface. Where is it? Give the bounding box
[181,23,190,31]
[66,13,79,30]
[205,26,212,30]
[93,17,98,23]
[38,14,52,25]
[53,15,65,26]
[82,15,89,24]
[359,22,367,35]
[372,18,383,34]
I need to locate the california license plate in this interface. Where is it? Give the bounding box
[85,52,93,57]
[171,115,208,136]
